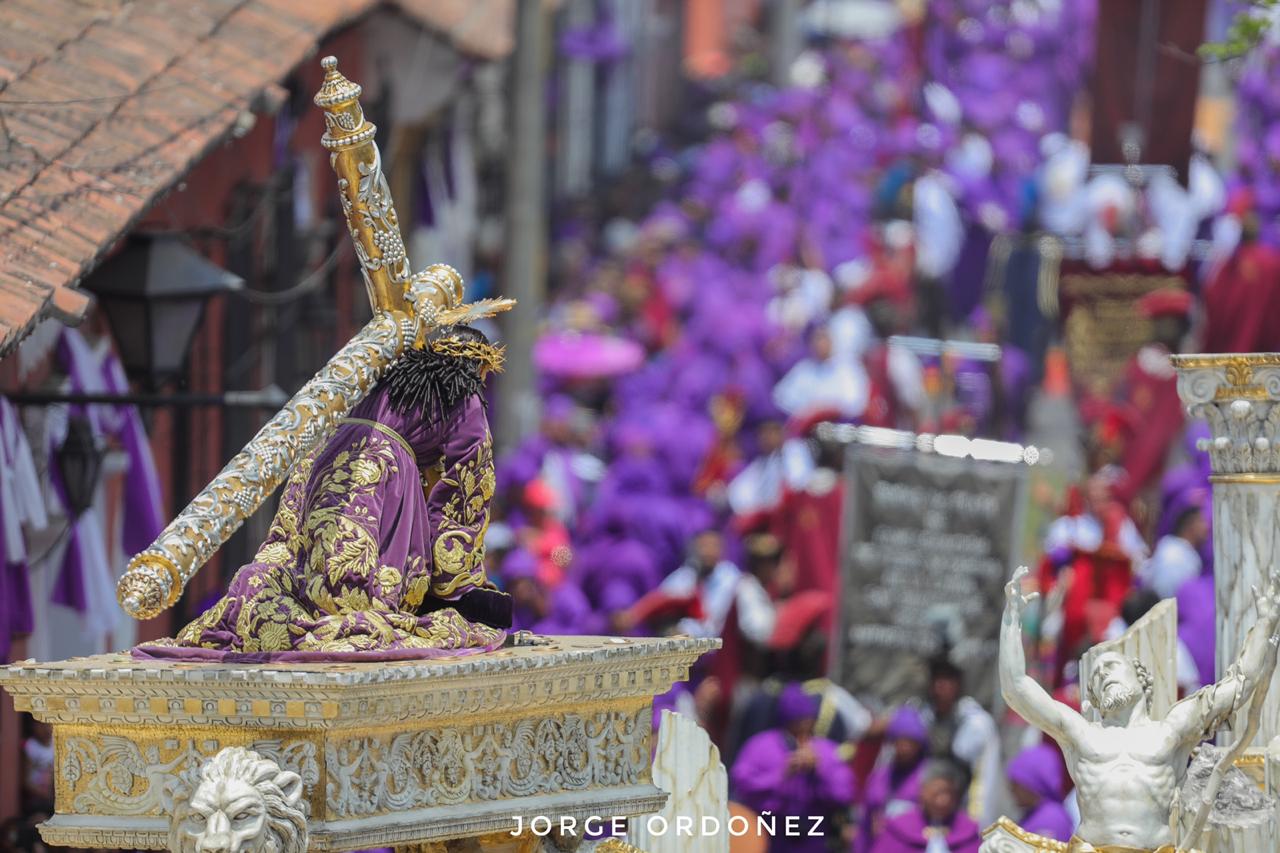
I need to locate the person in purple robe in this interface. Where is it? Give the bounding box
[532,580,602,636]
[1158,423,1211,518]
[501,543,603,636]
[136,325,513,661]
[1006,744,1073,842]
[870,760,981,853]
[498,395,586,519]
[730,683,855,853]
[857,708,930,853]
[1176,572,1215,689]
[499,548,542,631]
[574,508,663,618]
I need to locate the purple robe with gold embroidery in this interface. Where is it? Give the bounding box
[135,384,508,662]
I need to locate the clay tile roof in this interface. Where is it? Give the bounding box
[0,0,513,356]
[392,0,515,59]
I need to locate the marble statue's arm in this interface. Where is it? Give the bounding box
[1166,576,1280,742]
[1000,566,1084,743]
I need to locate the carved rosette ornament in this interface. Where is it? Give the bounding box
[1174,353,1280,747]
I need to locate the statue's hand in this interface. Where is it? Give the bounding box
[1004,565,1039,623]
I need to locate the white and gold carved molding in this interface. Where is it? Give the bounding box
[1173,354,1280,478]
[979,817,1067,852]
[2,636,716,851]
[324,703,652,818]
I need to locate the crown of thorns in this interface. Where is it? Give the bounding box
[427,336,505,372]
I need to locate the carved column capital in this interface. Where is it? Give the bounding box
[1173,354,1280,477]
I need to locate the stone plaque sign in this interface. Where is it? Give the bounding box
[835,446,1028,707]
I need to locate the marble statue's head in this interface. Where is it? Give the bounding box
[1087,651,1153,719]
[169,747,307,853]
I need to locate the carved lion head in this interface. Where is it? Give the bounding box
[168,747,308,853]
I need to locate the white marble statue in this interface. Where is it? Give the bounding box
[1000,566,1280,852]
[629,709,729,853]
[168,746,308,853]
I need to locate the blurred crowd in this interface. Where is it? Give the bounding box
[12,3,1280,851]
[467,7,1280,852]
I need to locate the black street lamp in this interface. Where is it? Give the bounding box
[84,234,244,388]
[54,413,103,517]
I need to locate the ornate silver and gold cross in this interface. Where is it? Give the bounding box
[117,57,512,620]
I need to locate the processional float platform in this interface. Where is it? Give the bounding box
[1,635,717,850]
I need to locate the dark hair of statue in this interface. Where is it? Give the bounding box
[383,325,491,423]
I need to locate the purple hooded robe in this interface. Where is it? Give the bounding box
[1007,744,1073,842]
[870,809,981,853]
[857,707,929,853]
[136,382,509,662]
[730,686,855,853]
[1177,573,1216,686]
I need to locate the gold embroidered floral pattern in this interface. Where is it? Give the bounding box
[166,420,505,657]
[174,451,317,649]
[402,555,431,609]
[303,437,395,588]
[431,434,495,597]
[174,595,230,647]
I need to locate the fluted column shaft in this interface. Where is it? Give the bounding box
[1175,353,1280,745]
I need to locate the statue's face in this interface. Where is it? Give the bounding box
[181,777,267,853]
[1091,652,1143,717]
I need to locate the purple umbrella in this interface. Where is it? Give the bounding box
[533,332,645,380]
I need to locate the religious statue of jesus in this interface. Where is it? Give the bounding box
[1000,565,1280,853]
[135,318,515,662]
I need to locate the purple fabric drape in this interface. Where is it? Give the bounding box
[1,561,34,652]
[558,20,628,63]
[137,384,509,661]
[0,395,42,662]
[100,352,164,556]
[47,462,88,613]
[44,331,163,646]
